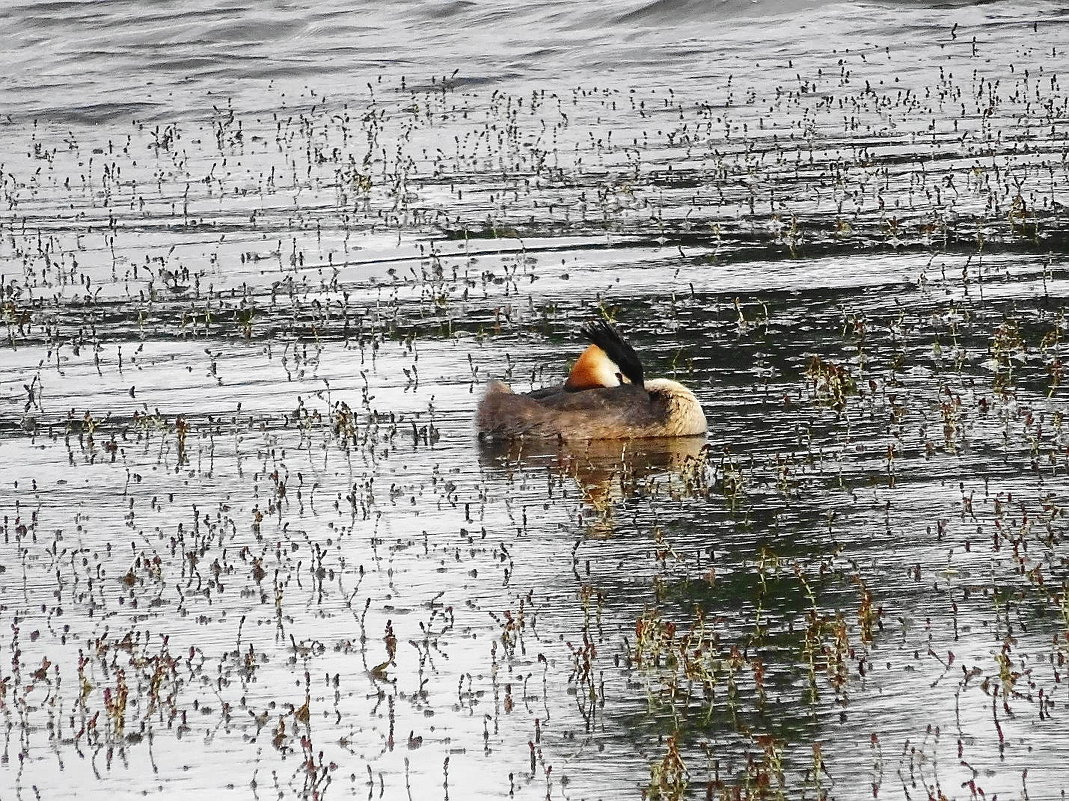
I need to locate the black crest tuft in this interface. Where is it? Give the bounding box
[581,320,645,387]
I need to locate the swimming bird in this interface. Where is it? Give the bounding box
[476,320,707,441]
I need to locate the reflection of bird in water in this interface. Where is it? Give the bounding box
[479,436,709,537]
[476,320,707,441]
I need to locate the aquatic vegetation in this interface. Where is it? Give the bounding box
[2,2,1069,799]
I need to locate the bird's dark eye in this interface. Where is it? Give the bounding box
[616,372,625,384]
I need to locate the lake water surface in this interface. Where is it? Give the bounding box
[2,1,1069,799]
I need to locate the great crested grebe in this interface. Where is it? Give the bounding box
[476,320,708,441]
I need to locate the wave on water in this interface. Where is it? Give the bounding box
[620,0,1013,26]
[0,0,1056,123]
[617,0,838,25]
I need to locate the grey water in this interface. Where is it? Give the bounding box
[1,1,1069,799]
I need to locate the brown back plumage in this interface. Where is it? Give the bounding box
[477,380,706,441]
